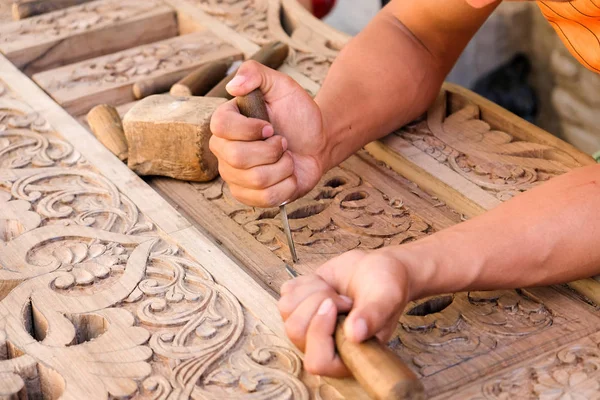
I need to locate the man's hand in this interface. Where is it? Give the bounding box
[278,249,411,377]
[209,61,328,207]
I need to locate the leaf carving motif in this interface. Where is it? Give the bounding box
[196,168,430,263]
[394,290,553,377]
[475,345,600,399]
[399,91,581,201]
[0,0,166,43]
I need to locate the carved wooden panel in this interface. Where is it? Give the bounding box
[150,150,462,294]
[401,91,581,202]
[435,331,600,399]
[33,32,243,116]
[172,0,347,84]
[0,72,347,399]
[0,0,178,75]
[366,84,595,218]
[390,287,600,395]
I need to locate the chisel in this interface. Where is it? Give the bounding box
[236,89,425,400]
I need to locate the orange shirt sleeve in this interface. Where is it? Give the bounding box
[538,0,600,73]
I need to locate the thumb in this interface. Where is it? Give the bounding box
[225,60,297,101]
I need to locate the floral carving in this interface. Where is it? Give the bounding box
[394,290,553,377]
[195,168,430,264]
[0,0,166,44]
[399,92,581,201]
[477,345,600,399]
[44,33,231,92]
[0,79,327,399]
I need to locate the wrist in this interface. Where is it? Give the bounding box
[383,229,485,301]
[314,95,355,173]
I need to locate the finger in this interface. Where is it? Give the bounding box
[227,173,297,208]
[210,98,273,141]
[210,135,287,170]
[218,149,294,190]
[343,255,408,343]
[316,250,369,294]
[304,298,350,378]
[225,60,300,102]
[278,277,352,320]
[285,292,331,351]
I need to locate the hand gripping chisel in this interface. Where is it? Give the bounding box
[236,89,424,400]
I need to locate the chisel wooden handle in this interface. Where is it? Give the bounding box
[236,89,270,122]
[237,90,425,400]
[170,61,230,97]
[207,41,289,99]
[87,104,128,161]
[336,316,424,400]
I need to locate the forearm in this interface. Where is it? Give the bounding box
[396,164,600,300]
[315,0,497,172]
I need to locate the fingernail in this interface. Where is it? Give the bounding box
[340,295,353,305]
[351,318,368,342]
[281,137,288,151]
[226,75,246,90]
[262,125,274,138]
[317,298,334,315]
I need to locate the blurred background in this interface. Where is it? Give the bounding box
[319,0,600,157]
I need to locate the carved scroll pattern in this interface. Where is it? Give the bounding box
[398,92,581,201]
[186,0,337,84]
[391,290,555,378]
[194,167,431,264]
[0,79,338,399]
[44,33,231,92]
[0,0,166,43]
[473,344,600,399]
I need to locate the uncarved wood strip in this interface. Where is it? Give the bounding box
[0,0,177,75]
[33,31,243,115]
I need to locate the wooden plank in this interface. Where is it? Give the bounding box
[34,31,243,115]
[0,0,178,75]
[0,52,364,400]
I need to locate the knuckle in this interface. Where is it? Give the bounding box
[241,60,261,72]
[209,112,227,136]
[304,357,327,376]
[260,187,283,208]
[225,145,247,169]
[248,168,269,189]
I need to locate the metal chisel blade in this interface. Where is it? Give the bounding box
[279,204,299,264]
